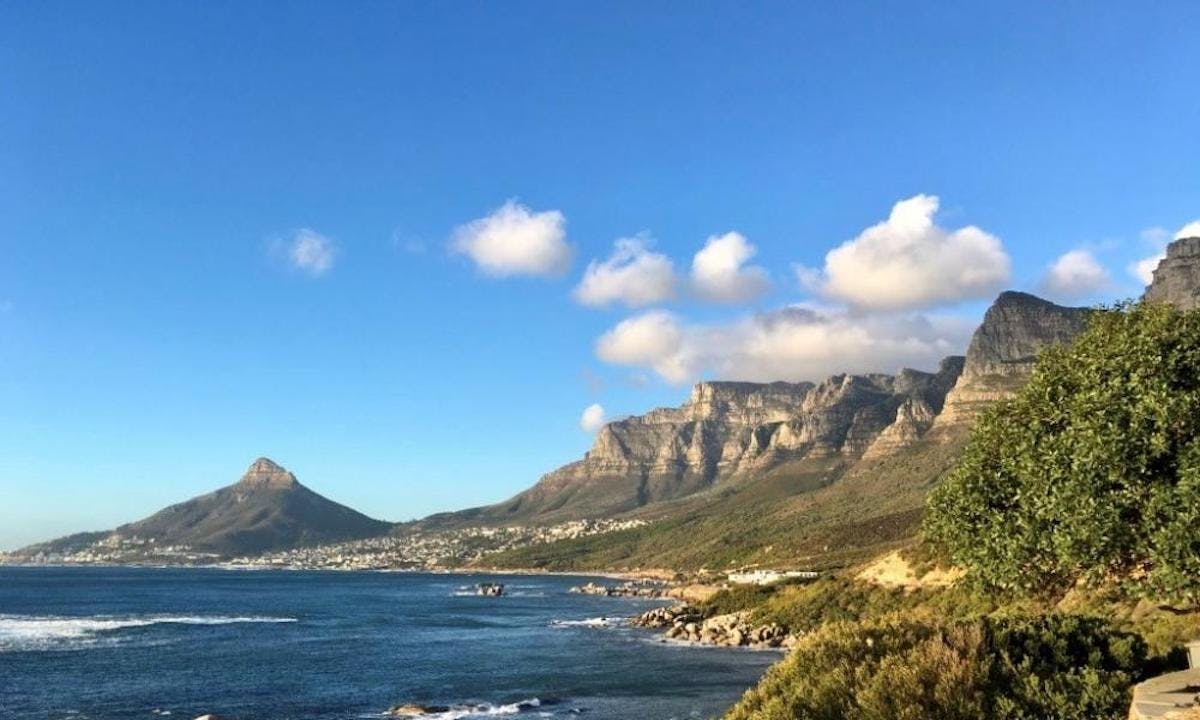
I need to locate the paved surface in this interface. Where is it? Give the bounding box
[1130,669,1200,719]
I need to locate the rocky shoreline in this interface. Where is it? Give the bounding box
[567,577,798,651]
[568,580,667,597]
[632,604,794,650]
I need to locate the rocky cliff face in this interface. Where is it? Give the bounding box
[1144,236,1200,310]
[475,291,1097,525]
[488,358,965,521]
[934,291,1091,427]
[236,457,301,490]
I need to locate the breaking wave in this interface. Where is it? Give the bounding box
[0,614,297,651]
[549,616,620,628]
[385,698,546,719]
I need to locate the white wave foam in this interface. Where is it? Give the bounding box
[0,614,296,651]
[550,617,617,628]
[390,698,542,719]
[449,590,546,598]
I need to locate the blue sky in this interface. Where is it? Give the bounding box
[1,2,1198,549]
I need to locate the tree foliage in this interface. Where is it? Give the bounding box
[925,301,1200,603]
[723,614,1148,720]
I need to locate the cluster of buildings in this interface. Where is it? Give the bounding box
[8,534,221,565]
[226,518,649,570]
[725,569,820,585]
[2,519,649,570]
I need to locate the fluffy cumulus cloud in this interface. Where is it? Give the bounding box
[595,306,970,384]
[573,236,677,308]
[690,232,770,303]
[579,403,607,432]
[1040,249,1111,299]
[451,200,571,277]
[803,195,1010,311]
[595,310,691,382]
[286,229,337,277]
[1130,255,1163,286]
[1128,220,1200,285]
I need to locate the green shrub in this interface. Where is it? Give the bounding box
[702,581,783,617]
[702,576,1009,633]
[724,614,1149,720]
[925,302,1200,604]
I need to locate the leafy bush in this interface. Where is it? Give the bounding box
[702,575,1010,633]
[1056,585,1200,657]
[925,302,1200,604]
[701,581,782,617]
[724,614,1150,720]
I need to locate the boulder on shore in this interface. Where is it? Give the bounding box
[568,580,665,598]
[632,605,792,649]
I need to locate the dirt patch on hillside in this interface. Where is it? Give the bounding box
[857,550,961,591]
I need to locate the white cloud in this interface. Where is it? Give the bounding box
[284,229,336,277]
[690,232,770,303]
[595,310,691,383]
[451,200,571,277]
[579,403,607,432]
[1130,227,1169,285]
[803,194,1010,311]
[1040,249,1111,299]
[574,236,677,308]
[1129,254,1163,286]
[1177,221,1200,240]
[594,306,970,384]
[1128,220,1200,285]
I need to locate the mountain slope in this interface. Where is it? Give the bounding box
[12,287,1114,570]
[478,291,1093,571]
[459,359,966,526]
[450,291,1090,539]
[1144,235,1200,310]
[17,458,391,559]
[933,291,1091,428]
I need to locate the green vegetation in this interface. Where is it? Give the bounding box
[702,576,1006,633]
[491,300,1200,719]
[926,302,1200,604]
[724,614,1156,720]
[481,433,968,572]
[718,301,1200,719]
[701,572,1197,655]
[701,573,1195,719]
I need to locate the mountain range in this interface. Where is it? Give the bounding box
[12,233,1200,567]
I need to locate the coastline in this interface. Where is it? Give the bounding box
[0,560,654,582]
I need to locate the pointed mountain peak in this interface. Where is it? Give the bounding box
[238,457,300,490]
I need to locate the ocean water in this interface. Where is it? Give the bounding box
[0,567,777,720]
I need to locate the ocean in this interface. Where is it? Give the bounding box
[0,567,776,720]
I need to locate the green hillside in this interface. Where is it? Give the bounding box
[482,426,970,572]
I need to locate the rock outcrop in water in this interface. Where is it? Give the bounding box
[634,604,793,649]
[1144,235,1200,311]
